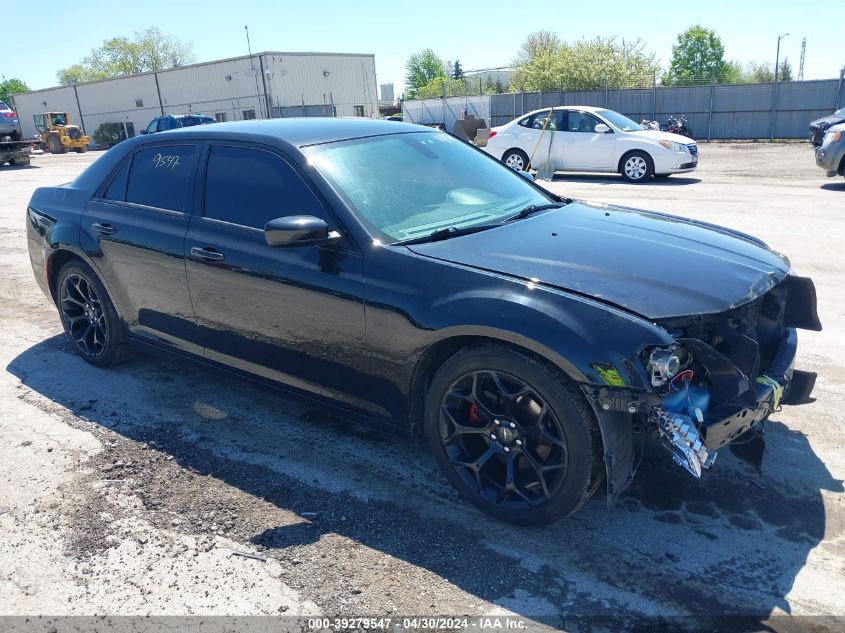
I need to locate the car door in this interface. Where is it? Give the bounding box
[514,110,566,169]
[559,110,617,171]
[80,142,201,353]
[184,143,373,413]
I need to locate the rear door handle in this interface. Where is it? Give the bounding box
[91,222,116,235]
[190,246,225,262]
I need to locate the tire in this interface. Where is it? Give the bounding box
[8,157,30,166]
[48,136,65,154]
[74,145,88,153]
[424,344,603,525]
[620,151,654,183]
[56,261,132,367]
[502,149,529,172]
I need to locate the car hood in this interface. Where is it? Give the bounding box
[810,115,845,128]
[626,129,693,144]
[406,201,790,319]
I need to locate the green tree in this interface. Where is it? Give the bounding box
[778,57,793,81]
[0,78,29,105]
[452,59,464,80]
[745,60,774,83]
[405,49,446,99]
[664,25,731,85]
[494,77,505,94]
[57,27,194,86]
[510,34,658,92]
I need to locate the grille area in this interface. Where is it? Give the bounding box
[687,143,698,157]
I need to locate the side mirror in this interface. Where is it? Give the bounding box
[518,170,535,182]
[264,215,338,247]
[139,130,147,135]
[594,123,611,134]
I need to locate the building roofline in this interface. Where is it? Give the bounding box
[12,51,376,97]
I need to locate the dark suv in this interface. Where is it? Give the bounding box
[142,114,215,135]
[809,107,845,147]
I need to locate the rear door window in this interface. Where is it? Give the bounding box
[104,160,130,201]
[126,145,196,211]
[203,145,324,229]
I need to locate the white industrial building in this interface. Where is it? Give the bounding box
[12,51,379,143]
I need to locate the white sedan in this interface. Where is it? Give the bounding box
[483,106,698,183]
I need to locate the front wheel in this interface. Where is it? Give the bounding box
[57,262,132,367]
[502,149,529,172]
[620,151,654,183]
[48,136,65,154]
[424,345,603,525]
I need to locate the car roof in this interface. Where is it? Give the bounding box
[157,117,428,147]
[518,105,605,117]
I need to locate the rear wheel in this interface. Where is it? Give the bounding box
[57,262,132,367]
[424,344,602,525]
[502,149,529,172]
[74,145,88,153]
[620,151,654,183]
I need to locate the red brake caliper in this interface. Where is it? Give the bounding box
[468,403,483,425]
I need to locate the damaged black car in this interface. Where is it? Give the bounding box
[26,119,821,525]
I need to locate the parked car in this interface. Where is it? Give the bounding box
[484,106,698,183]
[0,101,22,141]
[809,107,845,147]
[815,122,845,179]
[141,113,215,135]
[26,119,820,524]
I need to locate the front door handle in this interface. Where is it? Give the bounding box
[190,246,225,262]
[91,222,116,235]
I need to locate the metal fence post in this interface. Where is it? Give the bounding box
[651,71,657,121]
[770,80,779,141]
[837,67,845,109]
[605,74,609,107]
[707,74,715,141]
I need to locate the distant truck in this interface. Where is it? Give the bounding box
[0,139,31,166]
[33,112,90,154]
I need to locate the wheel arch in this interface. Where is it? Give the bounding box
[45,248,122,322]
[617,148,654,174]
[408,329,593,441]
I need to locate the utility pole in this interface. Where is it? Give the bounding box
[771,33,789,141]
[245,25,263,118]
[775,33,789,84]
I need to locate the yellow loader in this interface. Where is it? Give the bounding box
[33,112,89,154]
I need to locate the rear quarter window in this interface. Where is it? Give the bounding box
[126,146,196,211]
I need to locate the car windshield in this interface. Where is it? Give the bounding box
[303,132,552,244]
[596,109,643,132]
[0,101,9,111]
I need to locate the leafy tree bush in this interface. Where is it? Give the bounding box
[57,27,194,85]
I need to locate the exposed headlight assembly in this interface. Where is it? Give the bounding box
[647,347,682,387]
[822,130,841,147]
[659,140,685,152]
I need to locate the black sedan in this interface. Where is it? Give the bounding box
[26,119,821,524]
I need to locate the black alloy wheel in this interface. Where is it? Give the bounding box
[57,262,131,367]
[425,345,602,524]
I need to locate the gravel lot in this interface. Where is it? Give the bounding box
[1,143,843,631]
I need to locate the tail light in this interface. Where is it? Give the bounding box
[488,130,497,139]
[2,112,16,118]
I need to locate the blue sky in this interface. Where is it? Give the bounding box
[2,0,843,94]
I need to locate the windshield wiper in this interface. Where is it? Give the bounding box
[394,223,501,246]
[504,200,570,222]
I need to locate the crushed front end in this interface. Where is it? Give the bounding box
[585,274,821,499]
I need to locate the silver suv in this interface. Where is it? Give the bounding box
[0,101,22,141]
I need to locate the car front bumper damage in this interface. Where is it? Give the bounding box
[582,275,821,502]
